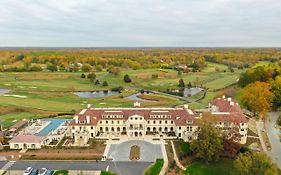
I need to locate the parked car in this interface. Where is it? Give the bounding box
[23,167,33,175]
[30,169,38,175]
[38,168,48,175]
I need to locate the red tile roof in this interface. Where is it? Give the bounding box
[209,97,248,123]
[70,107,197,126]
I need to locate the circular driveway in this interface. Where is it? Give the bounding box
[107,140,163,162]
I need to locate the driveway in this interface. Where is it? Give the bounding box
[266,112,281,168]
[2,160,152,175]
[107,140,163,161]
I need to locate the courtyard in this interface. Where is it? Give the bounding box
[105,139,164,162]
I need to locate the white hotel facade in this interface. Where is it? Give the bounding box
[69,96,248,146]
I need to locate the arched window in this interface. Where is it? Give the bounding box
[153,127,157,132]
[147,127,151,131]
[105,127,109,132]
[159,127,162,132]
[164,127,168,132]
[111,127,115,132]
[100,127,103,132]
[170,127,174,131]
[117,127,120,132]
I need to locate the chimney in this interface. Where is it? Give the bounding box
[86,116,90,124]
[87,104,91,108]
[222,95,225,99]
[230,101,234,106]
[74,116,78,124]
[227,97,231,102]
[134,102,141,107]
[184,104,189,109]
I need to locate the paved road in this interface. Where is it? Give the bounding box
[1,160,152,175]
[266,112,281,168]
[0,161,8,169]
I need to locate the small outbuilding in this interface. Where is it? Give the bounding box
[9,134,46,150]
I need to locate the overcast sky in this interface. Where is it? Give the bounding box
[0,0,281,47]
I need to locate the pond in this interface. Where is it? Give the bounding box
[125,93,157,102]
[74,90,120,98]
[184,87,204,97]
[0,88,10,95]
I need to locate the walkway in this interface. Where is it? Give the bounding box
[266,112,281,168]
[171,141,186,170]
[256,120,267,151]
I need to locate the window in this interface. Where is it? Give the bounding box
[171,121,174,124]
[106,121,108,124]
[111,121,114,124]
[91,126,93,130]
[159,121,162,124]
[99,121,102,124]
[72,126,75,130]
[179,126,181,130]
[153,121,156,124]
[165,121,167,124]
[91,133,94,137]
[148,121,150,124]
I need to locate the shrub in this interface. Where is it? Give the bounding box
[124,74,132,83]
[81,73,86,78]
[103,81,108,87]
[277,115,281,126]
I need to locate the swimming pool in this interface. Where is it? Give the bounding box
[37,119,69,136]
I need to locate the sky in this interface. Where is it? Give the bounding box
[0,0,281,47]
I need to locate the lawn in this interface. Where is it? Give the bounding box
[0,112,36,127]
[144,159,164,175]
[183,159,234,175]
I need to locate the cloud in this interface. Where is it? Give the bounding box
[0,0,280,47]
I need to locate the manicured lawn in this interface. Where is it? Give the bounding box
[183,159,234,175]
[53,170,68,175]
[144,159,164,175]
[0,112,36,127]
[0,62,244,127]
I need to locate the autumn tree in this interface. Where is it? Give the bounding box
[233,151,279,175]
[190,122,223,162]
[109,67,120,76]
[81,64,92,72]
[270,76,281,108]
[241,81,274,119]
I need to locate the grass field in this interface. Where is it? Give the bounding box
[183,159,234,175]
[144,159,164,175]
[0,62,244,127]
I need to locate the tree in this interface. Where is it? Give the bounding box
[109,67,120,76]
[222,138,241,158]
[81,73,86,78]
[47,64,58,72]
[233,151,279,175]
[81,64,92,72]
[103,81,108,87]
[29,65,42,72]
[270,76,281,108]
[87,73,96,80]
[95,79,100,85]
[178,78,185,88]
[241,81,274,118]
[190,122,223,162]
[187,82,192,88]
[124,74,132,83]
[178,70,182,76]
